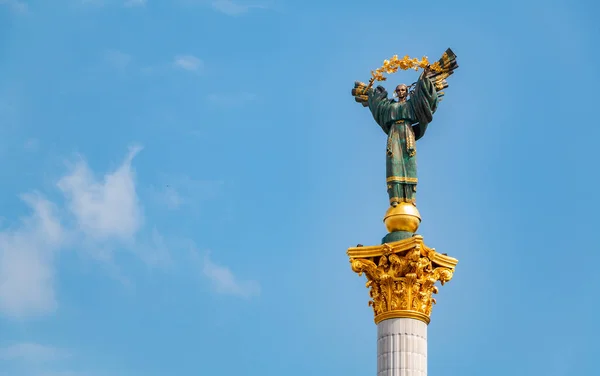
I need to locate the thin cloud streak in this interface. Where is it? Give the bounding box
[0,194,64,318]
[197,251,260,299]
[173,55,203,72]
[149,176,223,211]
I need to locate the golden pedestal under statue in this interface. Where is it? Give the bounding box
[383,202,421,233]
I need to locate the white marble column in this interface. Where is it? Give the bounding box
[377,318,428,376]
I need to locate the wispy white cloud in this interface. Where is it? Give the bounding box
[150,176,223,211]
[198,252,260,299]
[104,53,202,76]
[0,194,64,318]
[0,343,70,363]
[132,228,173,269]
[0,145,241,319]
[0,0,28,13]
[173,55,203,72]
[57,145,143,241]
[0,145,150,319]
[162,186,182,209]
[211,0,266,16]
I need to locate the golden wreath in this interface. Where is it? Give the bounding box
[370,55,442,85]
[352,51,455,107]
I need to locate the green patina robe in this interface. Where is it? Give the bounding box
[367,75,439,205]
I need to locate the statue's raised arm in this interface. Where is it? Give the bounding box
[365,85,395,134]
[407,70,440,140]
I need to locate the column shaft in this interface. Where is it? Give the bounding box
[377,318,427,376]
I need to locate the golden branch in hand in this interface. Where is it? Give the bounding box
[370,55,443,82]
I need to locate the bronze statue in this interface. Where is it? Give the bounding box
[351,49,458,242]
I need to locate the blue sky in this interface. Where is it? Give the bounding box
[0,0,598,375]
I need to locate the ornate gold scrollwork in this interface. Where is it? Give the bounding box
[347,236,457,325]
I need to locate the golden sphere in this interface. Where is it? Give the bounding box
[383,203,421,233]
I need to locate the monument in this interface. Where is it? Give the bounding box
[348,49,459,376]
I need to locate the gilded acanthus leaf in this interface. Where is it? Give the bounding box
[349,242,455,320]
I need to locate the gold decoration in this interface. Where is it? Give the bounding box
[383,202,421,233]
[347,236,457,325]
[371,55,443,83]
[386,176,418,183]
[351,48,457,108]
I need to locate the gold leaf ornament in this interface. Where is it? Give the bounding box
[371,55,442,83]
[346,237,458,325]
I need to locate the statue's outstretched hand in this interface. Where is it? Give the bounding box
[423,65,431,77]
[352,81,370,107]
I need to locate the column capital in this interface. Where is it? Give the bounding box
[347,236,458,325]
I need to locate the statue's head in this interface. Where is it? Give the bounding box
[394,84,408,102]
